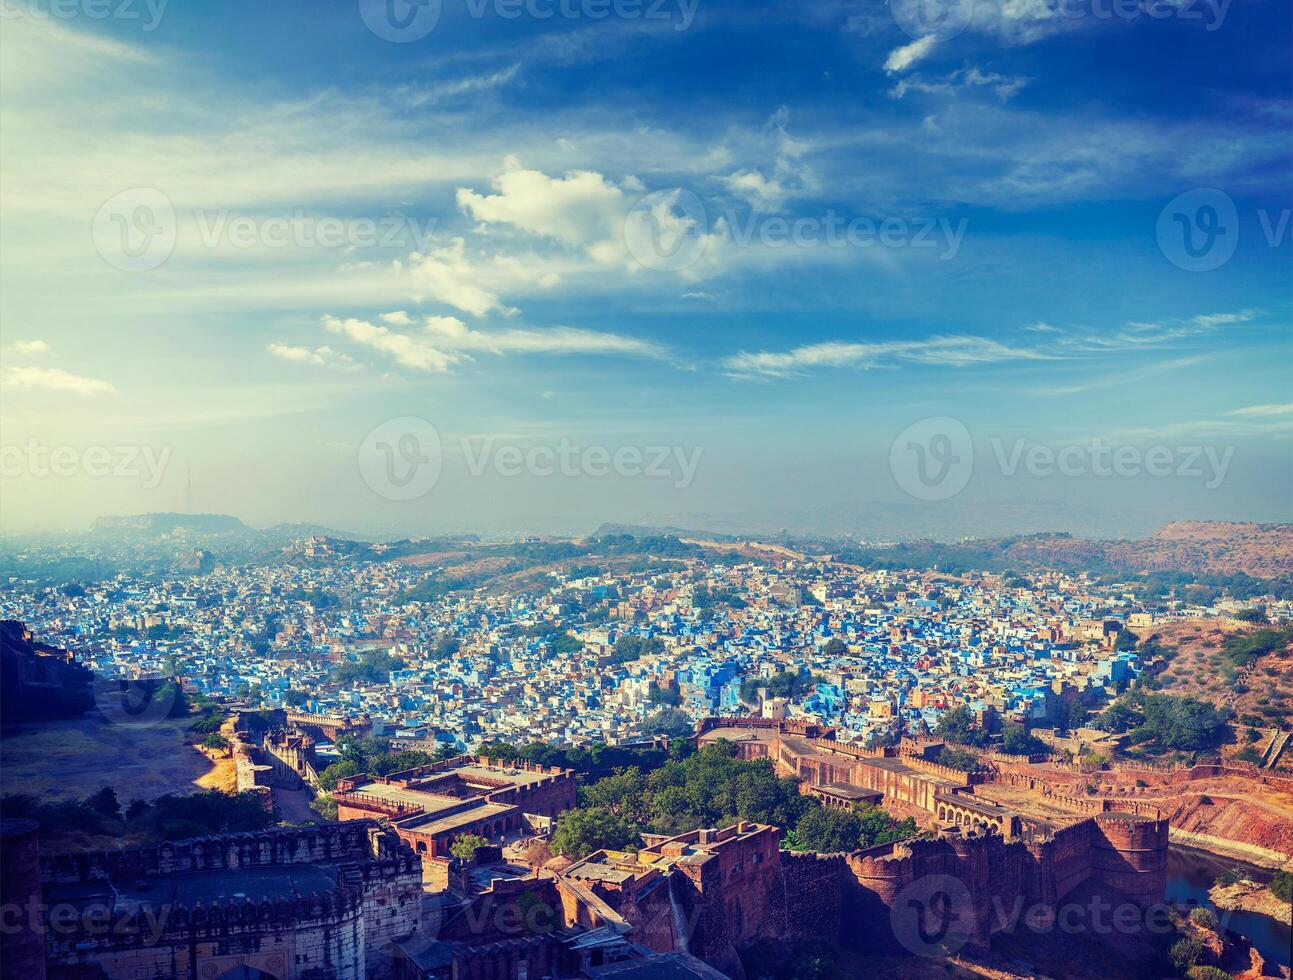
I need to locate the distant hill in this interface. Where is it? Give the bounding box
[592,522,741,542]
[261,522,375,543]
[92,513,248,535]
[602,520,1292,588]
[1003,521,1293,582]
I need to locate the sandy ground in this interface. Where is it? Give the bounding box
[0,712,222,802]
[272,786,318,823]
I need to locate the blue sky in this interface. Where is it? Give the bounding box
[0,0,1289,537]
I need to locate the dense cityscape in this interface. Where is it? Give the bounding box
[7,533,1282,753]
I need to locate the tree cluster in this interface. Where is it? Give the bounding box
[548,741,916,859]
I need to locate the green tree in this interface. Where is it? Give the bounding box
[550,807,640,858]
[934,747,982,772]
[1188,907,1217,931]
[317,760,360,792]
[643,708,693,738]
[608,635,665,665]
[1169,937,1203,972]
[1270,870,1292,903]
[1000,724,1048,756]
[334,652,405,685]
[310,795,338,821]
[934,706,991,747]
[792,807,861,853]
[450,833,491,861]
[85,786,121,821]
[580,768,649,823]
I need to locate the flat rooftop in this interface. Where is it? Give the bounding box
[400,801,514,836]
[45,863,340,914]
[450,762,559,789]
[818,782,884,801]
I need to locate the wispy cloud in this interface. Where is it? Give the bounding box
[8,339,50,355]
[1056,310,1261,352]
[724,334,1050,379]
[0,365,117,396]
[884,36,937,74]
[890,67,1030,101]
[1225,402,1293,418]
[1033,355,1208,396]
[267,342,355,368]
[320,313,668,373]
[726,310,1265,381]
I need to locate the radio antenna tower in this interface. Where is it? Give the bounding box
[185,464,194,514]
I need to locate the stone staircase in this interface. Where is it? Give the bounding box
[1260,729,1290,769]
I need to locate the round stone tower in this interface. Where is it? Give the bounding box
[1,818,46,980]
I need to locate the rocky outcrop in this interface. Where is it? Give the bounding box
[0,622,94,725]
[1209,880,1293,920]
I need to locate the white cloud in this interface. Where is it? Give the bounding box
[321,313,667,372]
[9,339,50,355]
[722,109,816,210]
[422,316,666,358]
[723,170,787,211]
[0,365,117,396]
[885,36,938,74]
[457,163,626,248]
[891,67,1029,101]
[1225,403,1293,418]
[725,334,1048,378]
[396,64,522,108]
[1062,310,1261,352]
[406,237,564,318]
[724,309,1264,380]
[1034,354,1208,396]
[267,342,354,367]
[323,316,461,372]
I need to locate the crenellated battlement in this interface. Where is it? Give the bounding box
[44,887,365,949]
[39,820,419,883]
